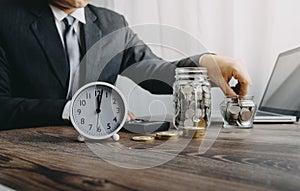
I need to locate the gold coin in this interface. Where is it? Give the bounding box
[156,131,179,140]
[196,118,207,127]
[182,126,206,138]
[131,136,155,142]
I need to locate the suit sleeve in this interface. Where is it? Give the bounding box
[0,46,69,130]
[118,17,202,95]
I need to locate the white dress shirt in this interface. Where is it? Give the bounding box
[49,5,86,48]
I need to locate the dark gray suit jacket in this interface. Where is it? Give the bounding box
[0,0,201,129]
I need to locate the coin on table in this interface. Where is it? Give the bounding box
[240,108,252,121]
[182,126,206,138]
[156,131,179,140]
[131,136,155,142]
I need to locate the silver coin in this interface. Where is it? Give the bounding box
[189,101,196,109]
[181,85,192,94]
[195,87,203,97]
[228,105,241,115]
[184,119,194,127]
[204,93,211,99]
[204,98,211,107]
[195,109,203,118]
[185,109,195,119]
[205,107,211,118]
[240,108,252,121]
[231,113,239,120]
[202,86,210,93]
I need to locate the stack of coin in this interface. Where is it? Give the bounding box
[174,83,211,130]
[182,126,206,138]
[221,97,256,127]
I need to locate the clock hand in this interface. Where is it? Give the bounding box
[96,112,101,132]
[96,89,104,113]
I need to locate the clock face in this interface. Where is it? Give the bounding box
[70,82,127,140]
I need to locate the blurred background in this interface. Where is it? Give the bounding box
[90,0,300,119]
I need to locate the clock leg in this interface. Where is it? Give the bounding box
[77,135,86,142]
[112,134,120,141]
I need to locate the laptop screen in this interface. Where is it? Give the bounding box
[260,47,300,117]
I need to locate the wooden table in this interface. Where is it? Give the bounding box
[0,122,299,191]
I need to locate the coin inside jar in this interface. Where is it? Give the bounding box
[228,105,241,115]
[185,109,195,119]
[202,86,210,93]
[240,108,252,121]
[184,119,194,127]
[196,118,207,127]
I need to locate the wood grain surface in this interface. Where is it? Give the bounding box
[0,122,299,191]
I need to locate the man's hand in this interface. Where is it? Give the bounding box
[200,54,252,97]
[126,111,137,122]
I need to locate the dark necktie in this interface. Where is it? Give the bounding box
[63,16,81,99]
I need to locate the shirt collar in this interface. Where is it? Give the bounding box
[49,4,86,24]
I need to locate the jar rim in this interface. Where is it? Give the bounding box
[176,67,208,74]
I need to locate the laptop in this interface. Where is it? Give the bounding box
[254,47,300,123]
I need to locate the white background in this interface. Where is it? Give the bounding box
[90,0,300,118]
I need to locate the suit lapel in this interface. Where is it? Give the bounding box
[83,6,102,54]
[30,6,69,90]
[79,6,103,85]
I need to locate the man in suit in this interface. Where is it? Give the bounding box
[0,0,251,129]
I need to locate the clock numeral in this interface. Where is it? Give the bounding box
[81,118,85,125]
[95,90,103,97]
[89,124,93,130]
[112,98,117,104]
[77,109,81,115]
[79,100,86,107]
[86,92,92,99]
[106,92,108,98]
[113,117,118,123]
[97,127,101,132]
[107,123,111,129]
[116,107,120,114]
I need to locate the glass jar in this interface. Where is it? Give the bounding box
[220,96,257,128]
[173,67,211,135]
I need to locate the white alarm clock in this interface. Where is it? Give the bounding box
[62,82,128,142]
